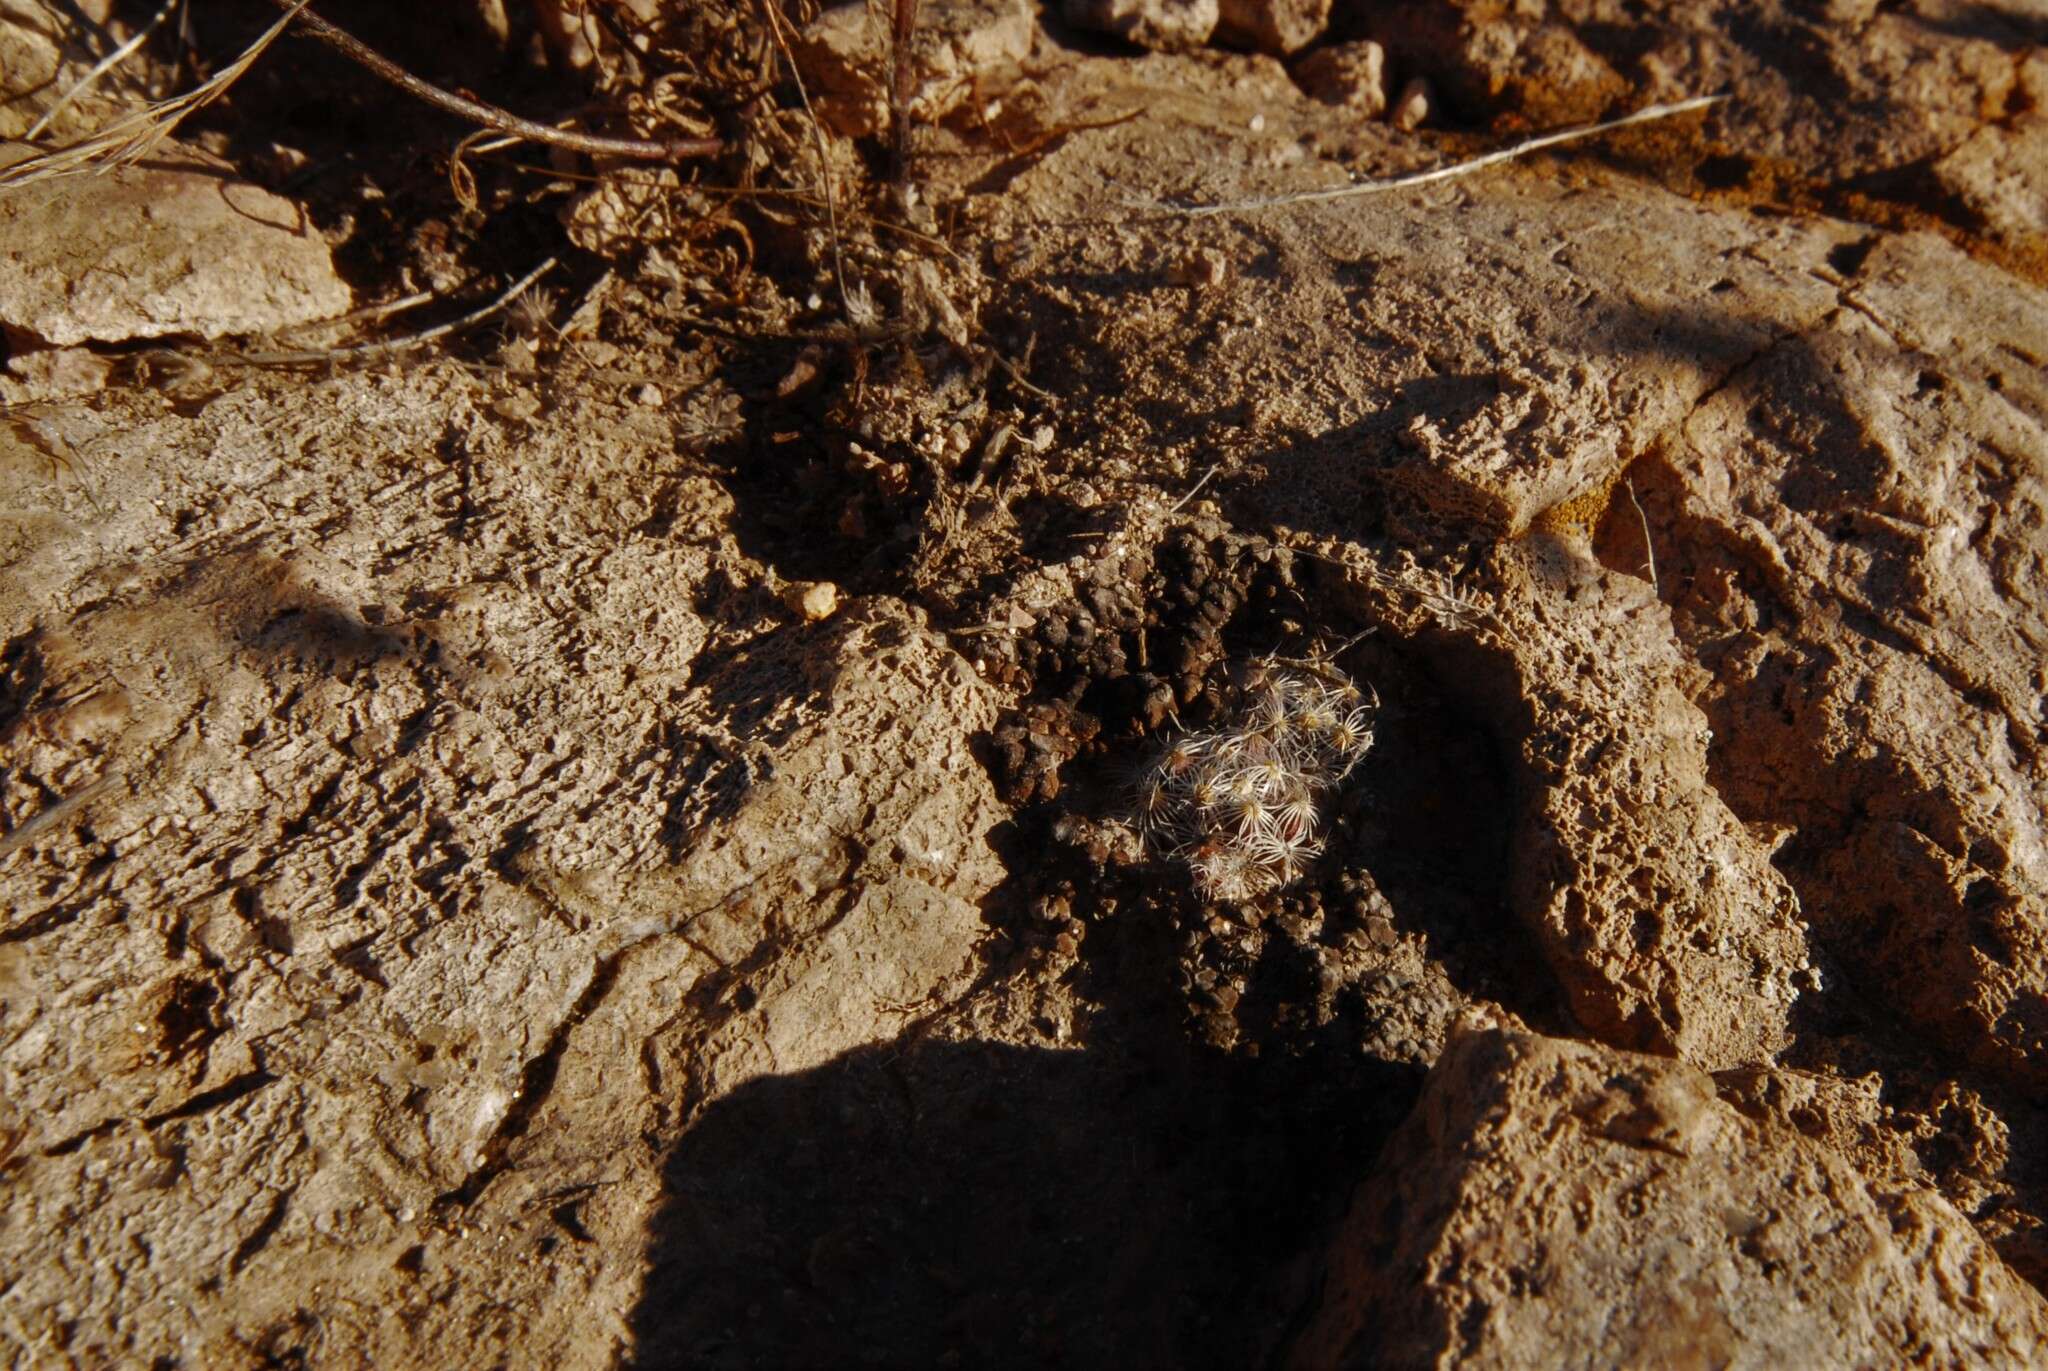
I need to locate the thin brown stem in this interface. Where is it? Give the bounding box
[233,258,558,366]
[265,1,719,163]
[758,0,855,320]
[889,0,920,183]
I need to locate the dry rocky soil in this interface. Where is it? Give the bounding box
[3,0,2048,1366]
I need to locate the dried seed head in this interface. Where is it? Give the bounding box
[1135,778,1172,832]
[1223,767,1262,804]
[1194,848,1255,902]
[1250,758,1291,798]
[1128,659,1372,901]
[1245,828,1314,882]
[1226,793,1268,838]
[1273,791,1319,845]
[1295,699,1336,735]
[508,284,558,338]
[1329,708,1375,775]
[1162,736,1205,774]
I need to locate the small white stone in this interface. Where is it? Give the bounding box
[781,581,841,622]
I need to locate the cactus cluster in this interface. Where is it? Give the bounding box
[1133,658,1375,902]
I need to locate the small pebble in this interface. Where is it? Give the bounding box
[492,391,541,423]
[782,580,841,622]
[1293,41,1391,120]
[1391,76,1435,132]
[1169,247,1230,290]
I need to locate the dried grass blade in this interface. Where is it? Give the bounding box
[25,0,183,142]
[0,1,312,193]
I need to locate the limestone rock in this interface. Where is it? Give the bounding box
[1354,0,2023,184]
[1292,41,1390,118]
[0,0,127,142]
[1388,73,1432,131]
[1293,1025,2048,1368]
[1063,0,1218,52]
[0,142,351,345]
[1216,0,1330,56]
[1935,113,2048,245]
[0,2,64,140]
[0,360,1008,1364]
[7,22,2048,1368]
[1456,540,1812,1067]
[794,0,1037,137]
[1651,229,2048,1091]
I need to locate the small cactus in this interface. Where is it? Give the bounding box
[1133,657,1375,901]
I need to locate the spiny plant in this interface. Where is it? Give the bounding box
[1132,655,1375,902]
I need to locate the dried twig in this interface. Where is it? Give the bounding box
[1168,464,1219,514]
[889,0,921,184]
[758,0,862,325]
[25,0,182,141]
[0,1,312,192]
[1155,94,1726,219]
[263,0,720,163]
[0,774,118,861]
[270,289,436,339]
[230,259,558,367]
[987,348,1057,405]
[1624,479,1660,595]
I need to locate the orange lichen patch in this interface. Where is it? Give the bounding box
[1528,466,1625,542]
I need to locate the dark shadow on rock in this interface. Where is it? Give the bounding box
[628,1035,1417,1370]
[1323,631,1538,1012]
[684,612,867,754]
[1232,298,1797,550]
[185,552,425,677]
[1902,2,2048,49]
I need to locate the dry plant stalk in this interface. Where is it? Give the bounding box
[0,1,314,192]
[1624,479,1660,594]
[889,0,920,183]
[758,0,867,326]
[24,0,182,141]
[260,0,721,163]
[231,259,559,367]
[1155,94,1727,218]
[1,0,721,194]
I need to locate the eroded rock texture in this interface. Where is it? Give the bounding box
[0,142,351,346]
[1639,231,2048,1091]
[2,0,2047,1365]
[1296,1025,2048,1369]
[0,369,1007,1365]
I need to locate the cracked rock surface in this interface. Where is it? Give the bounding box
[0,368,1005,1365]
[1296,1024,2048,1369]
[0,141,352,346]
[3,0,2048,1365]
